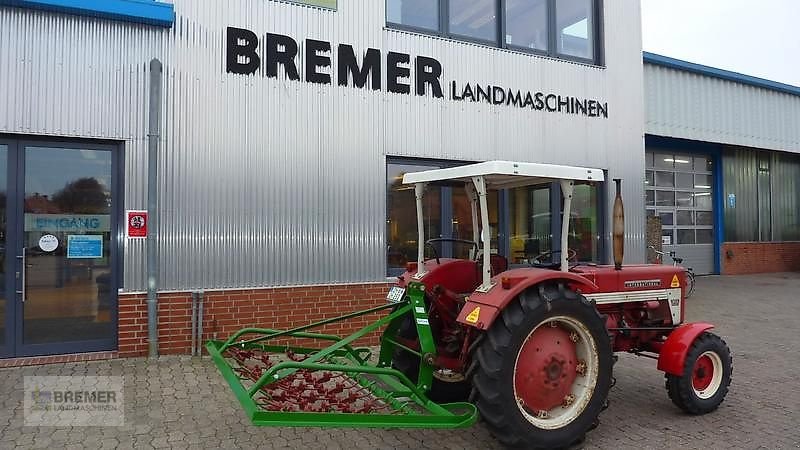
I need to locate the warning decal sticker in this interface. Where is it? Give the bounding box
[465,307,481,324]
[671,274,681,288]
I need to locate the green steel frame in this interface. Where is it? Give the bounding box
[206,282,478,428]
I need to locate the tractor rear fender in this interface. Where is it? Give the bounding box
[657,322,715,376]
[456,268,599,331]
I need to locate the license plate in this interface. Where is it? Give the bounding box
[386,286,406,304]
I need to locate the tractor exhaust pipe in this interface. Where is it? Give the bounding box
[613,179,625,270]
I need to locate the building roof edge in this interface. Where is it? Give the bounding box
[643,51,800,97]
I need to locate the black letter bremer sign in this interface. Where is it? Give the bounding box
[225,27,608,118]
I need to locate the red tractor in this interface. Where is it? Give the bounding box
[390,161,732,448]
[208,161,732,449]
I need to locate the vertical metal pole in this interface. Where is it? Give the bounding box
[466,185,479,259]
[560,180,574,273]
[147,58,162,357]
[472,176,491,289]
[414,182,427,278]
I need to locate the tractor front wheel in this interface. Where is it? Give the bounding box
[473,284,613,449]
[665,332,732,414]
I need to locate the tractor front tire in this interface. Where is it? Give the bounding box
[665,332,732,414]
[473,283,613,449]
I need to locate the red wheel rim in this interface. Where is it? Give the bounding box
[692,354,714,391]
[514,323,578,412]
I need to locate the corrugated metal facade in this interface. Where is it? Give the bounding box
[724,147,800,242]
[644,63,800,154]
[772,152,800,241]
[0,0,646,291]
[722,148,760,242]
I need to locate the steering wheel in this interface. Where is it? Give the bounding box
[530,248,577,269]
[424,238,479,264]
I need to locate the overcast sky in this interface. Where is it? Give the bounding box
[641,0,800,87]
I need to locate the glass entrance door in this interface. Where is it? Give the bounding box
[1,141,118,358]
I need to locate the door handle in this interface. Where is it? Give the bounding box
[15,247,25,303]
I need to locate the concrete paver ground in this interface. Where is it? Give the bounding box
[1,273,799,449]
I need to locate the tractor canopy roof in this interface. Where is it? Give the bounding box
[402,160,605,189]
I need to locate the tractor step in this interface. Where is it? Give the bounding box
[205,300,477,429]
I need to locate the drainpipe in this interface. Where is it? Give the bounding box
[197,291,204,355]
[190,292,198,356]
[147,58,163,357]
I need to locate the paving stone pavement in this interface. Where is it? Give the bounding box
[1,273,799,449]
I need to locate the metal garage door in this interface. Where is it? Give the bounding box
[646,151,715,275]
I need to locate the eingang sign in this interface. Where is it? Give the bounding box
[226,27,609,119]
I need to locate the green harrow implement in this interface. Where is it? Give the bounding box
[206,282,477,428]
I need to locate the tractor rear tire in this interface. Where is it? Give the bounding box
[392,314,472,403]
[665,332,732,414]
[472,283,613,449]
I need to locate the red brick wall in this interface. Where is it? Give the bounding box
[721,242,800,275]
[118,283,392,357]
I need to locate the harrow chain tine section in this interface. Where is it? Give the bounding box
[229,347,399,414]
[206,299,477,429]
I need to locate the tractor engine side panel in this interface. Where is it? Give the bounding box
[573,264,687,353]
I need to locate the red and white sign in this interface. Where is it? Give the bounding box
[126,210,148,238]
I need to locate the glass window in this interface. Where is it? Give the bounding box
[386,0,602,65]
[505,0,548,51]
[656,191,675,207]
[659,212,674,226]
[387,0,439,31]
[568,184,599,262]
[510,186,551,263]
[645,190,654,207]
[677,229,695,245]
[695,192,712,210]
[387,159,506,273]
[655,171,674,187]
[696,211,713,226]
[694,156,712,172]
[655,153,674,169]
[676,191,693,207]
[449,0,499,42]
[672,154,693,168]
[387,163,442,271]
[645,170,654,187]
[676,210,694,226]
[675,172,693,189]
[646,152,654,167]
[694,174,712,190]
[556,0,594,59]
[452,187,500,256]
[696,229,713,244]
